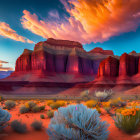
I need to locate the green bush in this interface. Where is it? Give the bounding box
[40,114,45,119]
[31,120,43,131]
[31,106,41,113]
[39,105,45,111]
[47,110,54,118]
[114,108,140,133]
[50,102,60,109]
[11,120,27,133]
[5,100,16,110]
[25,101,36,110]
[0,96,3,102]
[19,105,29,114]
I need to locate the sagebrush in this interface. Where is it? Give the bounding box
[47,104,109,140]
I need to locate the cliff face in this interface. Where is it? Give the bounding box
[97,53,140,83]
[15,38,113,76]
[15,49,32,71]
[119,53,139,77]
[97,56,119,77]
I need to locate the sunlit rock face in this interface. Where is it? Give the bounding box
[96,52,140,86]
[15,38,113,75]
[15,49,32,71]
[119,53,138,77]
[97,56,119,77]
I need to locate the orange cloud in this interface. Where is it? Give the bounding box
[0,22,34,43]
[0,60,13,71]
[21,0,140,43]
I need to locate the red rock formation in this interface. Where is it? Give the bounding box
[98,56,119,77]
[15,49,32,72]
[14,38,112,76]
[96,52,140,87]
[89,47,114,55]
[66,48,79,73]
[97,53,140,79]
[119,53,138,76]
[46,38,83,49]
[138,56,140,73]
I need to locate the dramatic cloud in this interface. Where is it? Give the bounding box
[0,22,34,43]
[21,0,140,43]
[0,60,13,71]
[48,10,60,19]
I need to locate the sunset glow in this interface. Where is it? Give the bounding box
[21,0,140,43]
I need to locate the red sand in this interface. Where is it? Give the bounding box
[0,105,140,140]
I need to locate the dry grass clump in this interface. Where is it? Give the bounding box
[85,100,97,108]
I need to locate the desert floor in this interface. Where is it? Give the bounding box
[0,104,140,140]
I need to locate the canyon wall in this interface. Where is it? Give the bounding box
[96,52,140,85]
[15,38,114,76]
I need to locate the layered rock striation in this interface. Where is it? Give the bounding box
[88,47,114,55]
[15,38,113,76]
[96,52,140,85]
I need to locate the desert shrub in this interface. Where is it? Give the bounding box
[25,101,36,110]
[80,90,89,101]
[31,105,41,113]
[40,105,45,111]
[31,120,43,131]
[56,100,65,107]
[47,100,54,106]
[11,120,27,133]
[127,101,140,108]
[19,105,29,114]
[47,110,54,118]
[95,90,113,102]
[47,104,110,140]
[114,107,140,133]
[0,96,3,102]
[85,100,97,108]
[0,108,11,132]
[50,102,60,109]
[40,114,45,119]
[110,97,126,108]
[5,100,16,110]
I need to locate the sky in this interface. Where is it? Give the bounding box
[0,0,140,70]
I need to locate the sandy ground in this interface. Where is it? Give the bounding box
[0,104,140,140]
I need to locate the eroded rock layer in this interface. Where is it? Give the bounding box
[96,52,140,85]
[15,38,113,75]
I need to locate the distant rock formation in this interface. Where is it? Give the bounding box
[97,56,119,77]
[14,38,113,76]
[88,47,114,55]
[1,38,140,95]
[0,38,116,94]
[95,52,140,88]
